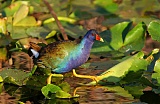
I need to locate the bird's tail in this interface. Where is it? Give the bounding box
[29,42,42,51]
[29,42,41,58]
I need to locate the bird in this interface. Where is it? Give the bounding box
[30,29,104,84]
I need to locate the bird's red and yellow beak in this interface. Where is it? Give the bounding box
[96,34,104,42]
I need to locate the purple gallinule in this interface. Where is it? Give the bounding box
[30,29,104,84]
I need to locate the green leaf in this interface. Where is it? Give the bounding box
[92,22,146,53]
[65,24,86,39]
[0,18,7,34]
[124,85,145,98]
[0,83,3,94]
[89,49,158,85]
[0,76,3,82]
[153,87,160,94]
[0,18,12,46]
[13,4,29,25]
[0,47,7,60]
[89,52,143,85]
[121,57,149,82]
[43,17,76,24]
[0,34,12,46]
[14,16,38,26]
[81,60,119,70]
[9,26,28,39]
[26,27,50,38]
[123,22,146,46]
[110,22,132,50]
[58,82,70,93]
[91,22,132,53]
[2,1,29,17]
[94,0,118,14]
[0,69,30,86]
[26,75,47,90]
[45,30,57,39]
[148,20,160,42]
[104,86,134,99]
[56,90,72,98]
[152,58,160,85]
[41,84,61,99]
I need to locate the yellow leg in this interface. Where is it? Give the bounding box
[47,73,63,84]
[72,69,98,83]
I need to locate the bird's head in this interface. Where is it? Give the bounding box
[85,29,104,42]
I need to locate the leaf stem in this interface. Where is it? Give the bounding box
[43,0,68,40]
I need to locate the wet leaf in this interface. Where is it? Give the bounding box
[148,20,160,42]
[121,57,149,83]
[41,84,61,99]
[0,69,31,86]
[104,86,134,99]
[152,58,160,85]
[81,60,119,70]
[26,75,47,90]
[58,82,70,93]
[56,90,72,98]
[124,85,145,98]
[89,49,158,85]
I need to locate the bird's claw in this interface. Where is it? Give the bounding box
[72,69,99,84]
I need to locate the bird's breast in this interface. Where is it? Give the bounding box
[66,47,90,69]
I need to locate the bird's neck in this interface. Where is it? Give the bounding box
[80,38,94,51]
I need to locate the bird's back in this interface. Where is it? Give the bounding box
[36,40,80,72]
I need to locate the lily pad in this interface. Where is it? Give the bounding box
[41,84,61,99]
[14,16,38,26]
[89,49,158,85]
[104,86,134,99]
[9,26,28,39]
[56,90,72,98]
[0,69,31,86]
[148,20,160,42]
[152,58,160,85]
[13,4,29,25]
[26,27,50,38]
[2,1,29,17]
[124,85,145,98]
[58,82,70,93]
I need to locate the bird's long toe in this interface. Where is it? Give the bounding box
[72,69,99,84]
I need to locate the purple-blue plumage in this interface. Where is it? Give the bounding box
[34,29,103,73]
